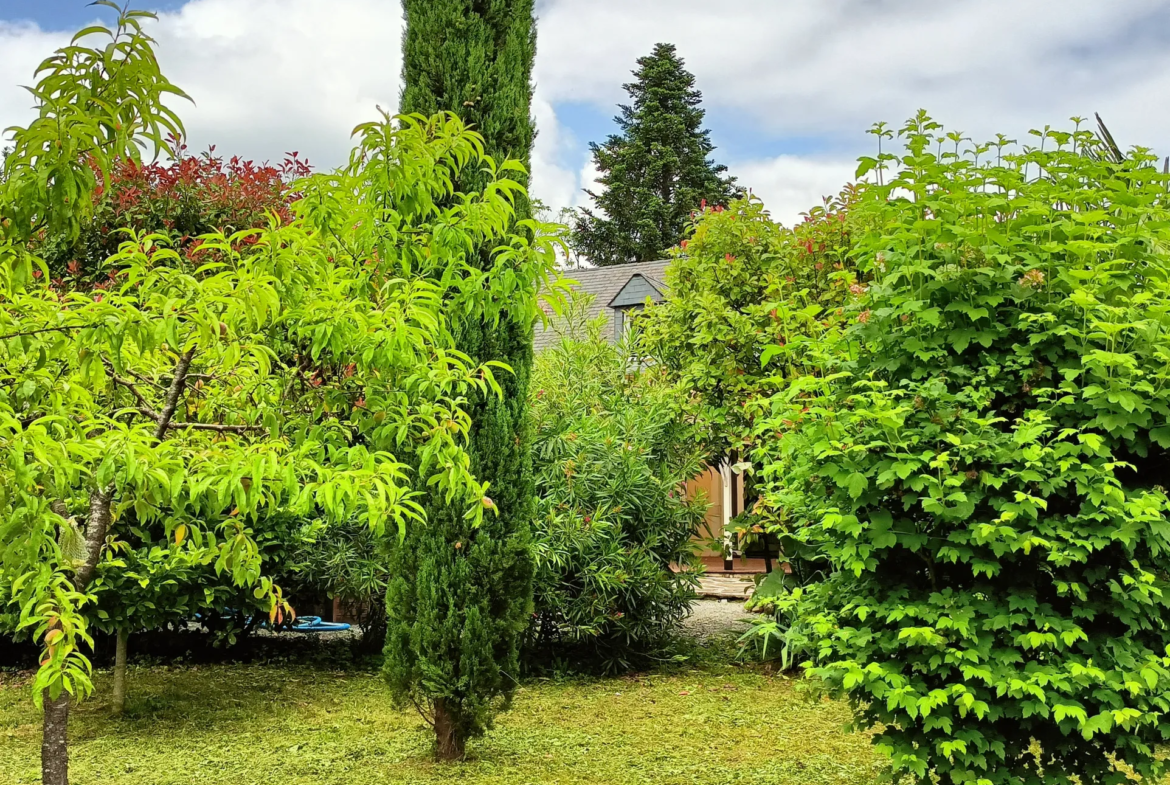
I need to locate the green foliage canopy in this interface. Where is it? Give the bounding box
[0,11,551,720]
[755,113,1170,784]
[641,193,865,465]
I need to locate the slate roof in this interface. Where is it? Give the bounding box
[534,259,670,352]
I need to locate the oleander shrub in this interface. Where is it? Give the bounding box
[528,301,706,669]
[287,519,389,645]
[755,112,1170,784]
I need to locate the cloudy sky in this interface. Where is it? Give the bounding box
[2,1,1169,227]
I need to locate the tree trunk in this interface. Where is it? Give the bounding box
[112,628,128,716]
[41,690,69,785]
[37,348,194,782]
[433,698,465,761]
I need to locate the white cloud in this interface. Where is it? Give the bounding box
[152,0,402,168]
[529,95,578,215]
[533,0,1170,220]
[0,21,70,144]
[574,157,602,211]
[6,0,1170,234]
[2,1,402,169]
[730,156,857,229]
[535,0,1170,144]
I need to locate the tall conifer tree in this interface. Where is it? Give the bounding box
[573,43,740,266]
[384,0,538,761]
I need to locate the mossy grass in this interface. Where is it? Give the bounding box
[0,642,879,784]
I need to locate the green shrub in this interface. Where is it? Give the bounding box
[756,113,1170,784]
[641,192,867,467]
[738,580,821,672]
[287,519,388,645]
[88,514,300,647]
[528,302,706,669]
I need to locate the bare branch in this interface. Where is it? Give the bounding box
[108,370,153,412]
[123,366,167,391]
[408,693,436,729]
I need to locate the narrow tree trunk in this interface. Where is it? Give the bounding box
[433,698,465,761]
[38,348,195,783]
[41,691,69,785]
[112,628,128,716]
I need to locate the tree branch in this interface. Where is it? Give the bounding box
[136,409,264,433]
[0,323,98,341]
[153,347,196,441]
[108,369,152,412]
[122,366,167,391]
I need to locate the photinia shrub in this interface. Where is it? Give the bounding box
[21,136,312,682]
[35,140,308,283]
[641,193,867,466]
[756,112,1170,784]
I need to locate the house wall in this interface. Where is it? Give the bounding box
[609,275,663,308]
[684,463,745,558]
[686,465,725,557]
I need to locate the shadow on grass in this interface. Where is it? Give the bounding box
[73,660,388,740]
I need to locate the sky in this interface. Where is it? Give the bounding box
[2,1,1170,228]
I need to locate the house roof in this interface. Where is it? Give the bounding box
[609,272,667,308]
[534,259,670,352]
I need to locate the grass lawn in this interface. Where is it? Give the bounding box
[0,649,880,784]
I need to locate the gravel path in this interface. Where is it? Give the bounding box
[683,599,753,641]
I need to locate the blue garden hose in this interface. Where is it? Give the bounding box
[193,611,351,632]
[288,616,351,633]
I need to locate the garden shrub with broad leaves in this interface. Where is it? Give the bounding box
[528,297,706,669]
[0,8,552,784]
[640,191,867,481]
[754,112,1170,784]
[86,512,306,649]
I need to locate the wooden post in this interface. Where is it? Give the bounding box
[721,460,734,571]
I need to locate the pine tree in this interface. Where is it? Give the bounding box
[384,0,538,762]
[573,42,740,266]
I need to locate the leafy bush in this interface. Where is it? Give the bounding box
[641,192,867,466]
[86,513,304,647]
[1,10,535,779]
[15,133,311,661]
[528,301,706,668]
[756,113,1170,784]
[288,519,388,644]
[35,140,308,282]
[739,530,829,670]
[739,581,821,672]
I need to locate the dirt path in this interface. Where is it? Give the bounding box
[683,599,753,642]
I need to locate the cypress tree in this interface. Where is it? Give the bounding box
[573,43,741,266]
[384,0,537,761]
